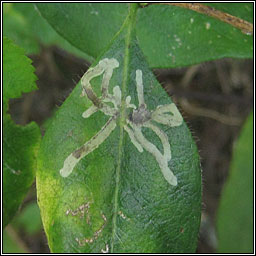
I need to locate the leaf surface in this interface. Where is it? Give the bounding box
[3,37,41,227]
[217,112,253,253]
[37,5,201,253]
[136,3,253,68]
[3,3,93,61]
[35,3,129,60]
[35,3,252,68]
[3,37,37,111]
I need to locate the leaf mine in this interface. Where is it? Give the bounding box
[59,58,183,186]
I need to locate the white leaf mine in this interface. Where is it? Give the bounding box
[59,58,183,186]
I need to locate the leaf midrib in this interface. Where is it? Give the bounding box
[111,3,138,253]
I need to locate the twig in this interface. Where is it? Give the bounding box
[180,98,242,126]
[178,65,242,126]
[180,64,200,88]
[147,3,253,35]
[167,87,252,106]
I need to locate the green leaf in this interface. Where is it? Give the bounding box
[3,3,38,53]
[136,3,253,68]
[35,3,252,69]
[3,37,37,111]
[3,3,93,62]
[37,5,201,253]
[3,37,41,227]
[35,3,129,59]
[216,112,253,253]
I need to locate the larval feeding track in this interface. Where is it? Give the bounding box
[59,58,183,186]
